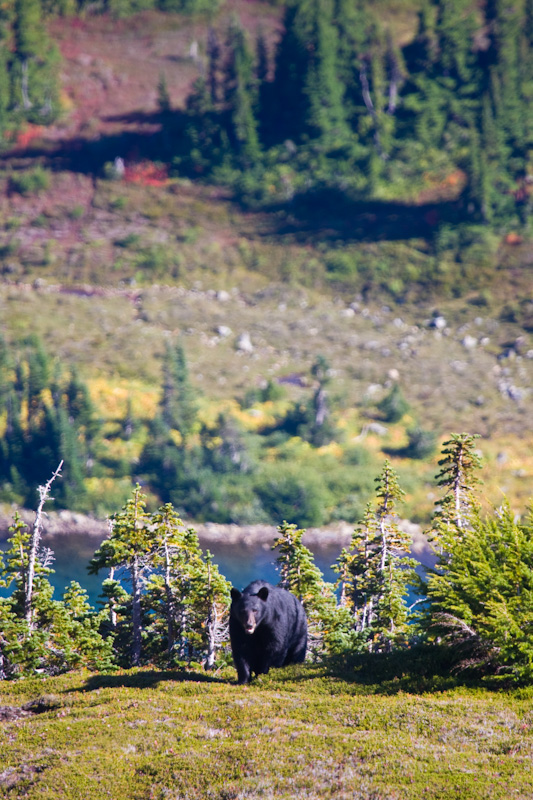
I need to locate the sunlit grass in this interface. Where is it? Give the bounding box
[1,665,532,799]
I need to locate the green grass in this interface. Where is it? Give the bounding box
[1,665,532,799]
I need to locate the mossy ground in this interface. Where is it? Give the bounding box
[1,665,532,799]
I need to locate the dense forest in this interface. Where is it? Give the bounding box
[176,0,533,230]
[3,0,533,226]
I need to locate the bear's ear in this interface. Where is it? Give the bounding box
[230,588,241,602]
[257,586,269,601]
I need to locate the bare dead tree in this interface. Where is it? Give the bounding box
[205,601,229,670]
[24,461,63,631]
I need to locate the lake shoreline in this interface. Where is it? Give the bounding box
[0,509,432,564]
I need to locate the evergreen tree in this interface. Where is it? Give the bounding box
[333,462,417,653]
[207,26,222,104]
[1,511,54,625]
[430,432,482,544]
[303,0,348,141]
[222,19,261,167]
[357,27,399,173]
[425,502,533,683]
[0,486,113,678]
[402,0,479,155]
[144,506,230,666]
[183,74,227,173]
[0,2,11,139]
[89,485,153,667]
[161,340,198,440]
[483,0,524,156]
[377,383,409,423]
[11,0,60,122]
[269,0,313,143]
[272,520,335,654]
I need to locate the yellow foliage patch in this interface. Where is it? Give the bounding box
[87,378,158,421]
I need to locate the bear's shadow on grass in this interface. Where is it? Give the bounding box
[74,669,227,693]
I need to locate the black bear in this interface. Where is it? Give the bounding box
[229,580,308,684]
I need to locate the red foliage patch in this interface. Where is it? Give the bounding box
[123,161,169,187]
[504,232,523,246]
[15,125,45,149]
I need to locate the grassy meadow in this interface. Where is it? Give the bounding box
[1,664,533,800]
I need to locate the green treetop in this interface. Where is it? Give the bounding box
[425,501,533,683]
[334,461,417,652]
[222,18,261,167]
[431,433,482,546]
[272,520,335,654]
[89,485,153,667]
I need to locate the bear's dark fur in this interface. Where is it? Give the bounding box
[229,580,308,684]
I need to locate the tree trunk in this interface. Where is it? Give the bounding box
[131,554,142,667]
[25,462,63,631]
[163,539,175,654]
[21,60,33,110]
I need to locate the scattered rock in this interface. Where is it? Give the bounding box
[216,290,230,302]
[365,383,382,398]
[365,422,388,436]
[450,360,467,374]
[461,335,478,350]
[278,373,307,387]
[235,332,253,353]
[497,380,525,402]
[216,325,232,338]
[429,315,447,330]
[0,764,46,790]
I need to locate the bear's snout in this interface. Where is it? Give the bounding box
[242,612,257,634]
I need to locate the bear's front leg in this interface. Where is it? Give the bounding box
[235,657,252,684]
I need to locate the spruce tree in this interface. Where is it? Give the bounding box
[303,0,348,142]
[425,502,533,683]
[402,0,480,156]
[11,0,60,121]
[145,509,230,666]
[430,432,482,545]
[272,521,335,654]
[334,462,417,653]
[0,2,11,139]
[222,19,261,167]
[89,485,153,667]
[161,341,198,441]
[207,26,221,104]
[269,0,313,143]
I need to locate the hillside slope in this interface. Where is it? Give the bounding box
[0,3,532,522]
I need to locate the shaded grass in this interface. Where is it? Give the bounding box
[1,664,533,799]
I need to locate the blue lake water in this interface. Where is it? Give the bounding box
[0,532,341,607]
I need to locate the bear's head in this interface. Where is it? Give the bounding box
[231,586,269,634]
